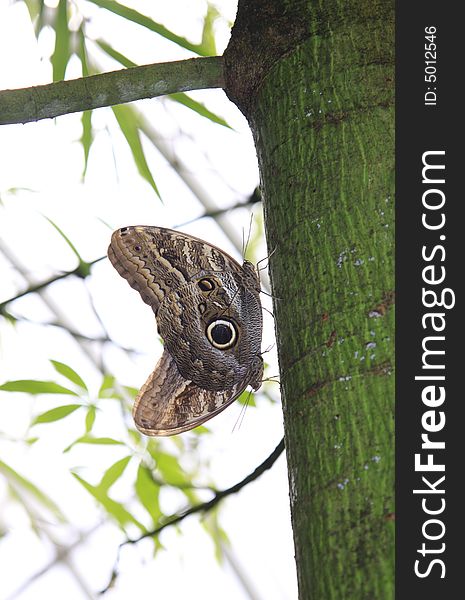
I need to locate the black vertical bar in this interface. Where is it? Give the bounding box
[396,3,462,598]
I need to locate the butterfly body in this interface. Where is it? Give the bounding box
[108,226,263,435]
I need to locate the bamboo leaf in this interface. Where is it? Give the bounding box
[81,110,93,177]
[0,459,66,521]
[99,456,132,492]
[50,360,88,392]
[51,0,70,82]
[33,0,46,38]
[95,39,230,128]
[32,404,82,425]
[112,105,160,197]
[72,473,146,531]
[85,405,96,432]
[123,385,138,398]
[202,511,230,564]
[98,375,117,398]
[135,463,162,523]
[43,216,82,262]
[87,0,211,56]
[237,389,256,407]
[95,39,136,69]
[0,380,79,396]
[155,452,189,486]
[70,435,124,446]
[64,434,124,453]
[23,0,44,28]
[201,4,220,56]
[169,93,231,128]
[78,27,90,77]
[77,29,93,175]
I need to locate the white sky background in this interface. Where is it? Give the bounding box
[0,1,298,600]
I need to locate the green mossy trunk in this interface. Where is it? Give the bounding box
[226,1,395,598]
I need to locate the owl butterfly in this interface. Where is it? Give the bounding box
[108,226,263,436]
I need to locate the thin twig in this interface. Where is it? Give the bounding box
[2,311,141,354]
[0,258,105,312]
[4,521,103,600]
[100,438,285,594]
[126,437,285,544]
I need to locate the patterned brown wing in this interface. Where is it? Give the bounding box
[133,349,246,435]
[108,225,264,436]
[108,225,244,315]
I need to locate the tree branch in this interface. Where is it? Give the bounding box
[0,56,224,126]
[0,311,141,352]
[100,438,285,594]
[125,437,284,546]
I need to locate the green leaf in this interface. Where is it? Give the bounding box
[81,110,93,176]
[0,310,17,326]
[35,1,46,38]
[0,380,79,396]
[32,404,82,425]
[203,513,230,564]
[70,435,124,446]
[51,0,70,82]
[77,29,93,176]
[50,360,88,392]
[191,425,211,435]
[98,374,116,398]
[112,105,160,197]
[155,452,189,486]
[78,27,90,77]
[128,428,143,445]
[72,473,146,531]
[64,434,123,453]
[135,463,162,523]
[169,93,231,128]
[43,216,83,263]
[85,405,96,432]
[95,40,229,129]
[201,4,220,56]
[23,0,43,23]
[95,39,136,69]
[0,459,66,522]
[87,0,211,56]
[123,385,139,398]
[99,456,132,492]
[237,389,256,407]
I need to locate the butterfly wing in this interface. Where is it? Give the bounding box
[133,349,246,435]
[108,225,244,315]
[108,225,263,436]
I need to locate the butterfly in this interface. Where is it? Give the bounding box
[108,226,263,435]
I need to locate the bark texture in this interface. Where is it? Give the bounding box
[0,56,224,125]
[225,1,395,598]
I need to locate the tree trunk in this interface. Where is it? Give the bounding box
[225,1,395,598]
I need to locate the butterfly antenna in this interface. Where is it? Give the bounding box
[256,245,278,272]
[260,289,282,302]
[220,286,241,319]
[242,212,254,260]
[232,390,252,433]
[262,305,275,320]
